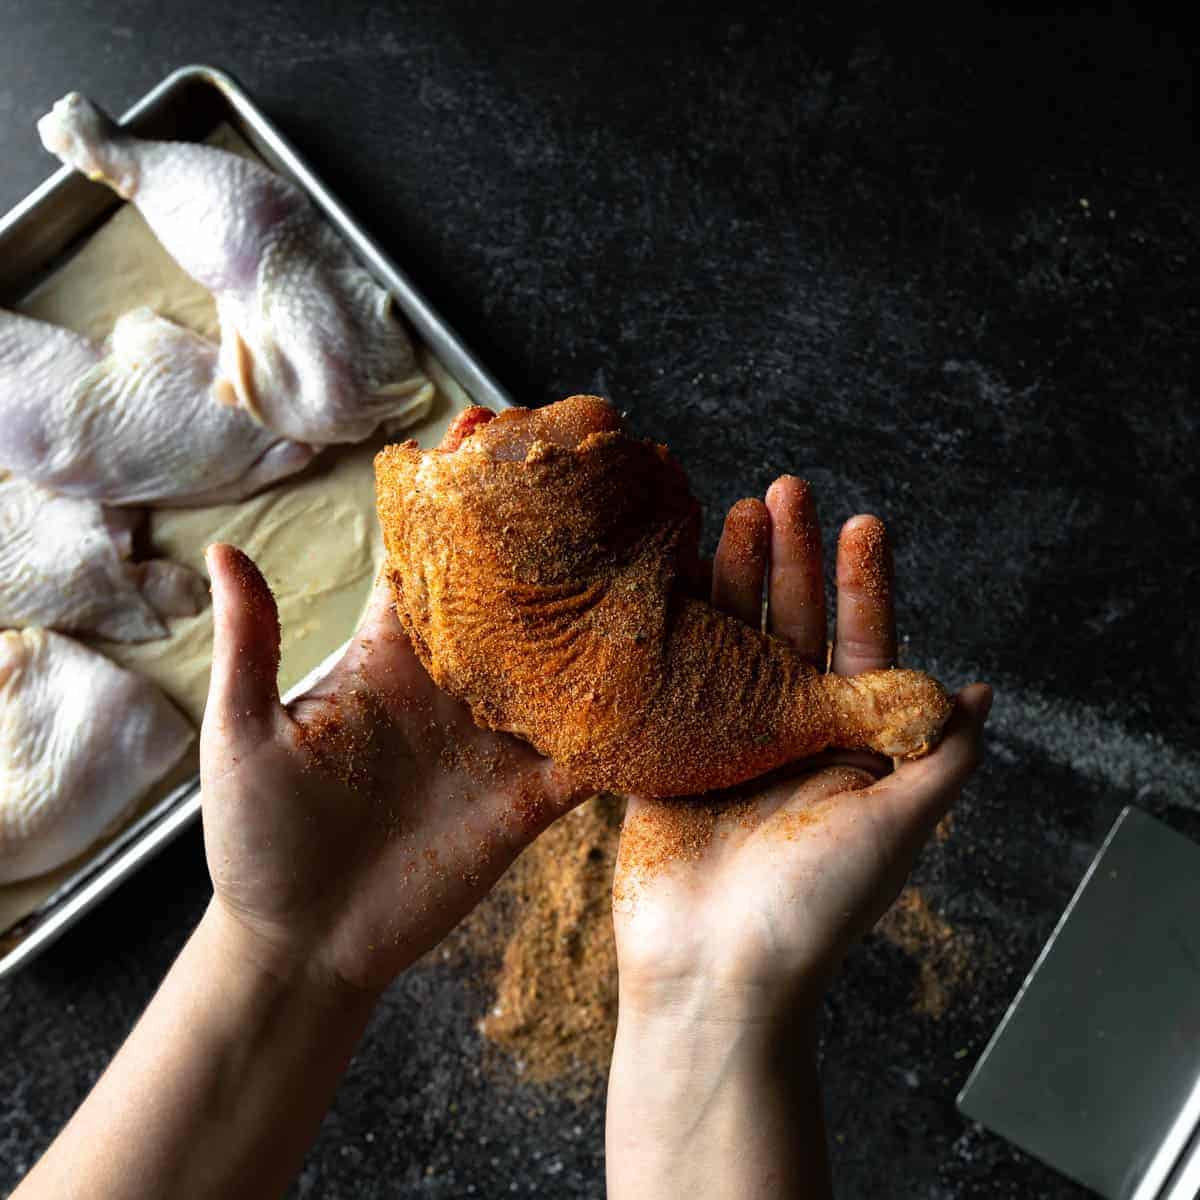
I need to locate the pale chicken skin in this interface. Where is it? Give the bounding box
[0,307,316,506]
[0,475,207,642]
[375,395,952,798]
[39,92,433,446]
[0,627,192,883]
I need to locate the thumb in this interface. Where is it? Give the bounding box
[871,682,993,839]
[203,543,282,732]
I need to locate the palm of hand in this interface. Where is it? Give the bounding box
[200,546,575,995]
[613,480,988,1016]
[616,767,895,1005]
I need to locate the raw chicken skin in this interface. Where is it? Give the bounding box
[39,93,434,446]
[376,395,952,798]
[0,475,207,641]
[0,627,192,883]
[0,307,317,506]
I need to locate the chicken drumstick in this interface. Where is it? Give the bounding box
[375,396,951,797]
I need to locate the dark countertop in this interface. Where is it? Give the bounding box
[0,3,1195,1196]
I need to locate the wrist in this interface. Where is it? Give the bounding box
[617,966,823,1034]
[198,901,379,1027]
[613,981,818,1085]
[607,988,827,1200]
[16,902,382,1200]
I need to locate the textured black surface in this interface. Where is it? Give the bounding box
[0,3,1196,1197]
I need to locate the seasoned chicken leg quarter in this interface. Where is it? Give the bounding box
[375,396,952,798]
[38,92,433,445]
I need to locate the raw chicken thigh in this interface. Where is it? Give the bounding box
[39,93,434,446]
[0,307,317,506]
[0,627,192,883]
[0,475,207,641]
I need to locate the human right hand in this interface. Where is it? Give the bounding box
[607,477,990,1199]
[613,475,989,1019]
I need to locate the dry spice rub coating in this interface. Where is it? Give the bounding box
[375,395,951,798]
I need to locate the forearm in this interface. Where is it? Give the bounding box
[14,901,376,1200]
[606,991,831,1200]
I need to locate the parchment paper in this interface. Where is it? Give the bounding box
[0,127,471,933]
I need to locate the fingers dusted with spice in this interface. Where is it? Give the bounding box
[204,542,282,733]
[711,498,769,628]
[328,567,414,698]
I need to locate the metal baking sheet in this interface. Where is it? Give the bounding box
[0,64,512,981]
[958,806,1200,1199]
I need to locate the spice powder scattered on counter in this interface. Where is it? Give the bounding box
[449,793,624,1099]
[875,887,975,1020]
[451,799,974,1098]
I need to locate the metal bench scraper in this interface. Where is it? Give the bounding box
[958,806,1200,1199]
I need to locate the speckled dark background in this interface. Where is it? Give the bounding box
[0,3,1196,1197]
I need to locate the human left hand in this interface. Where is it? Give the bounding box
[199,542,585,1001]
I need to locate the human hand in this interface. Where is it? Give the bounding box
[14,536,588,1200]
[199,542,584,1002]
[606,478,990,1199]
[613,477,990,1023]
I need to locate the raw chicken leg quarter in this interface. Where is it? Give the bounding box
[0,475,207,642]
[0,307,316,507]
[375,395,952,798]
[0,628,192,884]
[38,92,433,447]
